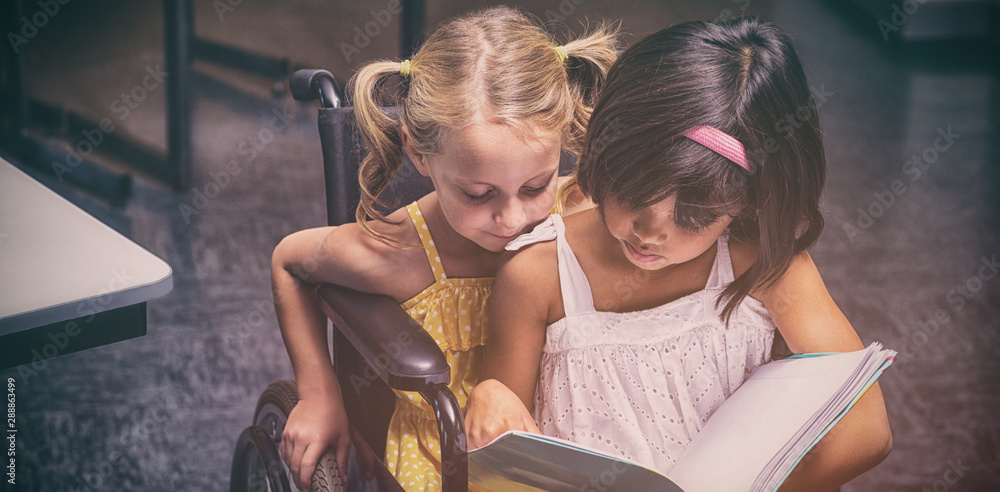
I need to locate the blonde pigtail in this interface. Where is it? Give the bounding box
[551,174,579,216]
[351,60,410,245]
[560,23,620,158]
[551,24,619,213]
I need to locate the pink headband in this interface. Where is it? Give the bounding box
[684,126,752,173]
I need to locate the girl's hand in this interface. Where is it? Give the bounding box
[281,390,352,490]
[465,379,541,450]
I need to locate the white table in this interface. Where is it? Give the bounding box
[0,157,173,369]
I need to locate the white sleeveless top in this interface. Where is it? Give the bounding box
[506,214,776,473]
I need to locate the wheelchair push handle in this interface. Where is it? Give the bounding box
[290,69,343,109]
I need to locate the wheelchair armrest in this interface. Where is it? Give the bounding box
[318,284,469,491]
[317,283,451,392]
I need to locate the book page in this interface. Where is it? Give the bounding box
[668,346,882,491]
[469,431,682,492]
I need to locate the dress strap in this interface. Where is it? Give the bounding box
[705,229,736,289]
[406,202,447,281]
[506,215,596,316]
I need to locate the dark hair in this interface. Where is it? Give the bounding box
[577,17,826,322]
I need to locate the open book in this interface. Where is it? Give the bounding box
[468,343,895,492]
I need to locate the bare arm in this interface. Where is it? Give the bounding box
[272,222,413,486]
[465,243,558,448]
[751,251,892,491]
[271,227,353,488]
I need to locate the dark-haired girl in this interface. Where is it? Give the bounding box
[467,18,891,490]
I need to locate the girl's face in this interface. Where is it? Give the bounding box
[602,195,733,271]
[407,120,562,252]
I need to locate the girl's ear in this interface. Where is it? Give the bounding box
[401,126,430,177]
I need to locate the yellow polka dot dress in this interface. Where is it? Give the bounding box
[384,202,492,491]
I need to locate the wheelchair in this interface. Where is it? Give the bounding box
[229,67,471,492]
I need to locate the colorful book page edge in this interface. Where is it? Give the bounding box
[768,351,897,491]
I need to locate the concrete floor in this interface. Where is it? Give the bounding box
[1,0,999,490]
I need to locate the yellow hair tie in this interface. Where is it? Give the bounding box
[554,46,568,63]
[399,59,411,78]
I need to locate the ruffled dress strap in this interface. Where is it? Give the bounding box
[406,202,447,281]
[705,229,735,290]
[506,214,596,317]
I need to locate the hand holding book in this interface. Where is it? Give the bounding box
[465,378,542,450]
[468,343,896,492]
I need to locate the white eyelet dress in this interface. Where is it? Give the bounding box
[505,214,777,474]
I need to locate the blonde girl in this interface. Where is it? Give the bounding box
[272,7,617,491]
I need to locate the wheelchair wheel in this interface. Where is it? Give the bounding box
[254,379,345,492]
[230,425,292,492]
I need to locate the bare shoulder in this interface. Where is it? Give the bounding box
[496,238,561,323]
[498,240,558,291]
[328,207,420,260]
[734,240,862,352]
[342,207,430,296]
[561,205,595,231]
[275,207,430,300]
[729,236,828,305]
